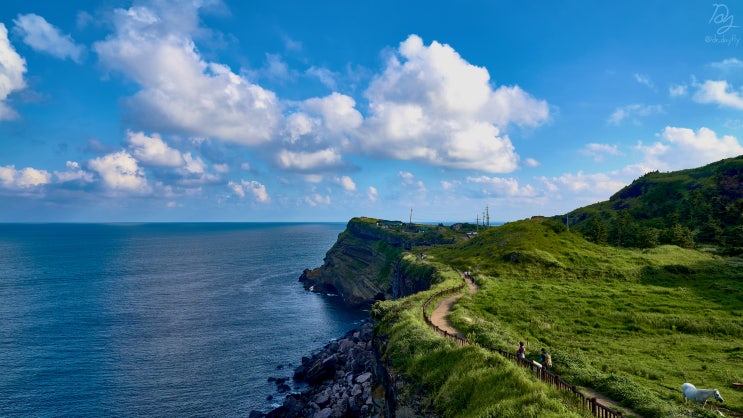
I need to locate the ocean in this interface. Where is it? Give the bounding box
[0,223,368,417]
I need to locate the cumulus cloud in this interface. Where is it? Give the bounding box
[304,192,331,206]
[580,143,622,162]
[0,165,51,188]
[303,93,363,135]
[669,84,688,97]
[228,179,269,202]
[367,186,378,202]
[0,24,27,120]
[213,163,229,173]
[276,93,362,171]
[608,104,663,125]
[692,80,743,110]
[635,126,743,171]
[466,176,536,197]
[399,171,427,193]
[334,175,356,191]
[93,2,281,145]
[358,34,549,173]
[88,151,150,193]
[441,180,458,190]
[524,158,540,167]
[306,66,338,90]
[276,148,342,171]
[13,14,85,63]
[539,171,628,196]
[126,131,183,167]
[54,161,94,183]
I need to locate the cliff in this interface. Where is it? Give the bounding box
[298,217,447,307]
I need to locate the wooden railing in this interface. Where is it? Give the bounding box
[422,275,626,418]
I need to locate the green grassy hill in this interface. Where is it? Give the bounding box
[372,218,742,417]
[362,157,743,417]
[562,155,743,252]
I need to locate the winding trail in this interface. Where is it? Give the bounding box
[429,273,477,338]
[428,272,642,418]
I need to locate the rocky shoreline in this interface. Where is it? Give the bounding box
[250,321,385,418]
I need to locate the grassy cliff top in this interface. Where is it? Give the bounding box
[374,216,742,417]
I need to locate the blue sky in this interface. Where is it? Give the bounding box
[1,0,743,223]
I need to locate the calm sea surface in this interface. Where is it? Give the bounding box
[0,223,367,417]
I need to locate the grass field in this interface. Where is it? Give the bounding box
[379,218,743,417]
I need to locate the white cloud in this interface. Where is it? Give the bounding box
[608,104,663,125]
[524,158,540,167]
[692,80,743,110]
[466,176,536,197]
[88,151,150,193]
[441,180,458,190]
[276,148,342,171]
[263,53,293,81]
[277,93,362,171]
[304,192,331,206]
[181,153,207,174]
[54,161,94,183]
[0,165,51,189]
[669,84,688,97]
[0,23,27,120]
[126,131,183,167]
[228,179,270,202]
[635,126,743,171]
[303,93,363,135]
[335,175,356,192]
[538,171,628,196]
[93,2,281,145]
[367,186,378,202]
[399,171,427,193]
[13,14,84,63]
[634,73,654,89]
[213,163,229,173]
[708,58,743,71]
[580,143,622,162]
[306,66,338,90]
[359,34,549,173]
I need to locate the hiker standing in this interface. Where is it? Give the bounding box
[539,348,552,370]
[517,342,525,359]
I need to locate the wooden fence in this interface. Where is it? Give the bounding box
[422,277,626,418]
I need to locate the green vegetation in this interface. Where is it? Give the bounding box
[364,157,743,417]
[383,218,742,417]
[373,257,591,418]
[564,155,743,254]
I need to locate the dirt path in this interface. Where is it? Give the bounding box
[429,273,477,338]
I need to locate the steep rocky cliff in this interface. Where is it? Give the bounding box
[298,217,439,307]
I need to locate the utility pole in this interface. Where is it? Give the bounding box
[409,208,413,226]
[485,206,490,227]
[476,214,480,231]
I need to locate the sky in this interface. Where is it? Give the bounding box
[1,0,743,223]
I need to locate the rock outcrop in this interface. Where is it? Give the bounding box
[251,321,384,418]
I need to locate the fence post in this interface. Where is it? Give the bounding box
[590,397,597,416]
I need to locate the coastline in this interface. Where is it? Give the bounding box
[251,320,384,418]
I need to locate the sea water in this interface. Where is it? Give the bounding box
[0,223,367,417]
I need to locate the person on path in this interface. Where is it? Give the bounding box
[517,342,525,360]
[539,348,552,370]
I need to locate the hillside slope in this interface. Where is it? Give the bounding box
[561,155,743,251]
